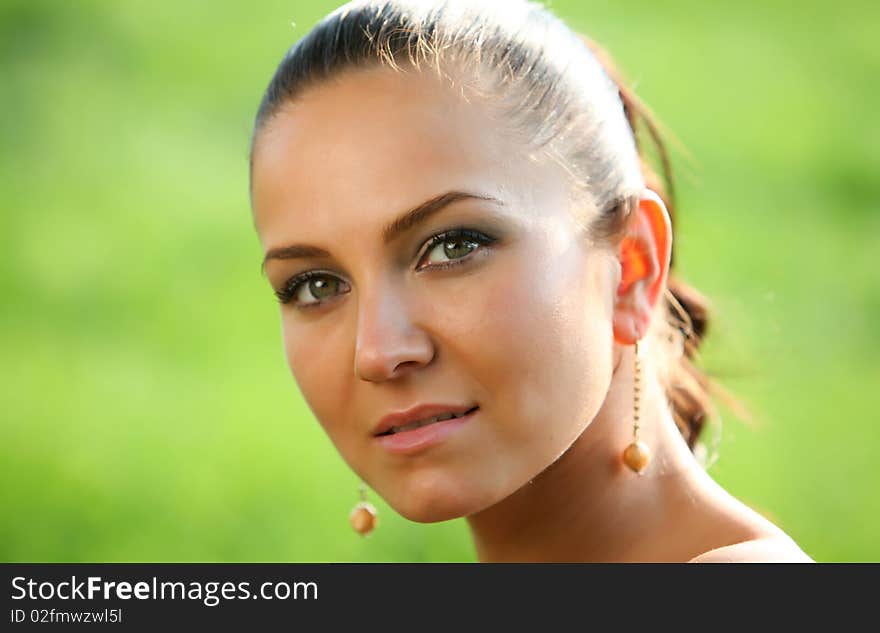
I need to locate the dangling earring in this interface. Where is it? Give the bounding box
[349,482,378,536]
[622,340,651,474]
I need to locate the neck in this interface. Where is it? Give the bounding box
[464,343,718,562]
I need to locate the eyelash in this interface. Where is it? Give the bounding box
[274,228,497,308]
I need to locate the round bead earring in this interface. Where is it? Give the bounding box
[349,483,378,536]
[622,340,651,474]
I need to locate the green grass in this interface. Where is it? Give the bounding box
[1,0,877,562]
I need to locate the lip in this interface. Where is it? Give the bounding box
[373,403,479,455]
[372,403,478,437]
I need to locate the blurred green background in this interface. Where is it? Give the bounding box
[1,0,877,562]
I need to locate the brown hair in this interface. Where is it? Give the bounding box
[250,0,734,456]
[580,35,718,451]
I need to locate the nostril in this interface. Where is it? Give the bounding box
[393,359,423,373]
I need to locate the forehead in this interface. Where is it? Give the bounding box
[250,66,565,249]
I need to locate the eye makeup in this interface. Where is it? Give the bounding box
[274,226,498,308]
[274,270,351,307]
[414,228,497,270]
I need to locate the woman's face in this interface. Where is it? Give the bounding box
[251,67,619,522]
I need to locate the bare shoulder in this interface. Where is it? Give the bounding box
[688,536,814,563]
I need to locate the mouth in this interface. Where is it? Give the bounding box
[376,406,480,436]
[374,405,479,455]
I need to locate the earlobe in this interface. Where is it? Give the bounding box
[612,189,673,345]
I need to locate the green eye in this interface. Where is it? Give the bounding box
[417,228,496,270]
[276,272,350,307]
[424,237,479,264]
[298,276,341,302]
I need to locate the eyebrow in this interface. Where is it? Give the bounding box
[261,190,502,274]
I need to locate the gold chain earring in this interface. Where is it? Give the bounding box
[622,340,651,474]
[349,482,378,536]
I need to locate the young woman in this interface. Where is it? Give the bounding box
[248,0,812,562]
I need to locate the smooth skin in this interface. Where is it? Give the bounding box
[251,66,812,562]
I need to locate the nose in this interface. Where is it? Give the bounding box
[353,279,435,382]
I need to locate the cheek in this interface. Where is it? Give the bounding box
[281,316,355,444]
[458,247,614,446]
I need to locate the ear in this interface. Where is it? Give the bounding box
[612,189,673,345]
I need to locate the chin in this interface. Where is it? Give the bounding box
[394,501,466,524]
[383,470,488,523]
